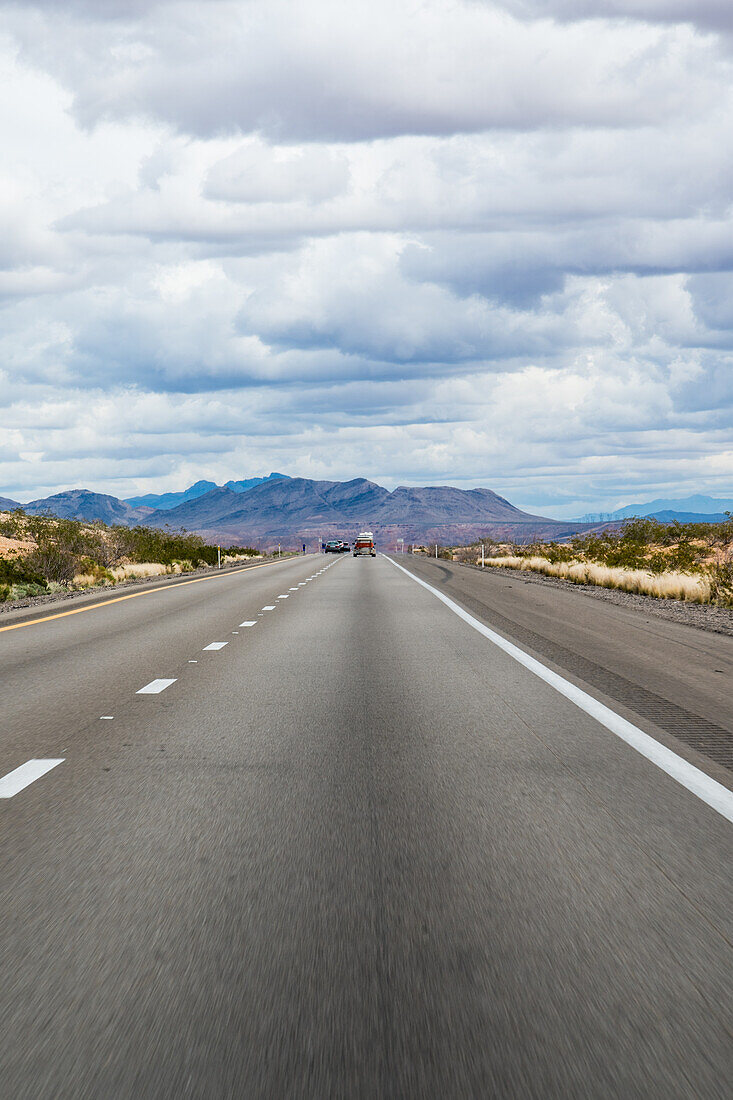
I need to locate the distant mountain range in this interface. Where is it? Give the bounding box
[580,494,733,524]
[124,472,288,510]
[3,489,154,526]
[0,475,599,545]
[7,478,729,547]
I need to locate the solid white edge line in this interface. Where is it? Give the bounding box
[0,759,65,798]
[136,678,177,694]
[385,556,733,826]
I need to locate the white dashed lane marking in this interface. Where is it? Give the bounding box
[137,678,177,694]
[0,759,65,799]
[1,562,326,801]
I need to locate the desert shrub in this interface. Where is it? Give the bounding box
[571,531,616,560]
[0,509,27,538]
[81,524,131,568]
[566,516,711,573]
[539,542,575,564]
[119,526,217,567]
[0,510,261,592]
[707,560,733,606]
[75,556,114,584]
[664,542,701,572]
[8,583,48,599]
[0,557,47,588]
[168,559,194,573]
[26,544,78,585]
[23,516,85,584]
[647,551,668,574]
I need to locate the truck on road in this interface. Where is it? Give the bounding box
[353,531,376,557]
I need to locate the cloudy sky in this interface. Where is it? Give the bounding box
[2,0,732,516]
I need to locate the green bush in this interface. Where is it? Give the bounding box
[9,583,48,599]
[76,556,114,584]
[116,525,221,567]
[537,542,575,564]
[562,517,710,574]
[0,509,27,538]
[0,557,47,588]
[707,560,733,606]
[0,511,261,593]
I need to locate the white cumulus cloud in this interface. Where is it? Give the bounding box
[0,0,732,515]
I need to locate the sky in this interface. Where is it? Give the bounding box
[1,0,732,517]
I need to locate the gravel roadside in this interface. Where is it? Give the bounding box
[453,559,733,638]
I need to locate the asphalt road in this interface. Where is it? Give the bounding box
[1,552,731,1098]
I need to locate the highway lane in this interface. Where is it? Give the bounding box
[0,554,320,770]
[0,553,731,1097]
[392,554,733,787]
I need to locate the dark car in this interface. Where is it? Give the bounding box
[324,540,342,553]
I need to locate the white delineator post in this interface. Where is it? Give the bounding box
[217,546,221,569]
[481,544,484,568]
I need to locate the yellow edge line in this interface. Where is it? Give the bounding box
[0,557,292,634]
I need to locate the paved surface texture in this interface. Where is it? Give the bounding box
[397,555,733,784]
[1,553,731,1098]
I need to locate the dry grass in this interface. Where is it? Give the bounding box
[485,555,711,603]
[71,562,190,586]
[108,562,185,581]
